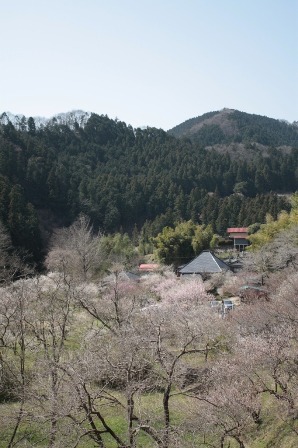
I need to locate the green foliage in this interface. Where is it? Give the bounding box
[7,185,42,263]
[248,222,262,235]
[192,224,214,253]
[168,110,219,138]
[0,112,296,263]
[210,233,220,249]
[169,108,298,147]
[290,191,298,211]
[233,181,248,194]
[231,110,298,146]
[186,123,225,146]
[27,117,36,135]
[101,232,138,266]
[153,225,190,266]
[153,221,214,266]
[248,195,298,249]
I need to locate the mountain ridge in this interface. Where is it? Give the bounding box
[168,108,298,148]
[1,108,297,134]
[0,110,91,130]
[0,107,296,263]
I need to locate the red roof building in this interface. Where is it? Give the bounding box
[227,227,249,251]
[138,263,160,272]
[227,227,248,236]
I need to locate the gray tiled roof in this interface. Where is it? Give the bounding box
[121,271,140,281]
[179,251,231,275]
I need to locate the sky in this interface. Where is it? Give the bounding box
[0,0,297,130]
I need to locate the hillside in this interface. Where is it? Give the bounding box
[0,109,297,263]
[168,108,298,159]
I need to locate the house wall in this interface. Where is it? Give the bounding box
[229,232,248,238]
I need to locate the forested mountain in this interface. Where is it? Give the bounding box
[0,109,297,264]
[168,108,298,147]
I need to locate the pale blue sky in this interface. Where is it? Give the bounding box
[1,0,297,129]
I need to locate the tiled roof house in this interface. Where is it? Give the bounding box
[178,250,231,276]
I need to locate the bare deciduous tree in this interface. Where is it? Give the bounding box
[46,214,103,281]
[0,280,37,447]
[1,227,298,448]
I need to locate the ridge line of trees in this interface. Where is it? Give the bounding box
[0,112,296,264]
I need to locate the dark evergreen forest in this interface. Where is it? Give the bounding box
[0,110,297,264]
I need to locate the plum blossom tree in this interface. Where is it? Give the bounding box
[2,231,298,447]
[25,274,76,448]
[0,272,77,447]
[35,271,230,448]
[0,280,34,447]
[74,266,151,335]
[147,271,212,304]
[185,355,262,448]
[226,271,298,438]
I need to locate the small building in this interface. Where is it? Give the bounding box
[138,263,160,272]
[178,250,231,277]
[227,227,249,251]
[121,271,141,282]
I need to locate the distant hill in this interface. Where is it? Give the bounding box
[0,110,91,130]
[0,109,296,264]
[168,108,298,151]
